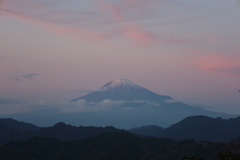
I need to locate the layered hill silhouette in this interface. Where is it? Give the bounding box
[159,115,240,142]
[128,125,165,137]
[0,118,122,144]
[36,122,122,141]
[0,132,226,160]
[2,116,240,144]
[0,118,41,131]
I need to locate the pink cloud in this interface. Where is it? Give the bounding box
[117,24,157,45]
[0,6,158,46]
[0,7,112,43]
[191,54,240,77]
[0,0,191,47]
[114,24,188,46]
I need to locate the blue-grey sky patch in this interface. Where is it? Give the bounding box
[9,76,20,82]
[70,89,101,93]
[0,56,7,60]
[0,97,15,104]
[215,67,240,76]
[8,72,39,81]
[22,73,39,79]
[0,97,25,105]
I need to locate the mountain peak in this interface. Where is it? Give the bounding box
[70,78,172,102]
[100,78,140,91]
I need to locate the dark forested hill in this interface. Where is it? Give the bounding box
[128,125,165,137]
[0,132,226,160]
[36,122,123,141]
[0,120,123,144]
[0,123,35,144]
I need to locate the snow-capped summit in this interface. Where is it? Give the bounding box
[100,78,141,91]
[70,78,172,102]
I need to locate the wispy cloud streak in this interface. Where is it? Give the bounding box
[0,0,195,47]
[8,72,40,81]
[22,74,39,79]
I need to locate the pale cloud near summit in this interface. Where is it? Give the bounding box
[58,100,161,113]
[0,99,115,114]
[0,99,161,115]
[59,99,124,113]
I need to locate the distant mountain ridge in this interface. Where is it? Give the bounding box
[2,116,240,144]
[0,118,123,144]
[0,118,41,131]
[159,115,240,142]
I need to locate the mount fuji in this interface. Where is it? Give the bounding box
[69,78,236,128]
[71,78,172,103]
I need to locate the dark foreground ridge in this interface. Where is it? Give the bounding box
[0,132,228,160]
[1,117,240,159]
[0,119,122,144]
[128,125,165,137]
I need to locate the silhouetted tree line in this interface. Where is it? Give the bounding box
[218,141,240,160]
[181,156,205,160]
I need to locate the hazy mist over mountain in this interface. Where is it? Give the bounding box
[1,78,235,129]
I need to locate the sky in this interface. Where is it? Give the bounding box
[0,0,240,124]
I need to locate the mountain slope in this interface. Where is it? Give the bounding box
[0,119,123,144]
[70,78,172,102]
[68,78,236,128]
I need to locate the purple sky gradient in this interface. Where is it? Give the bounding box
[0,0,240,115]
